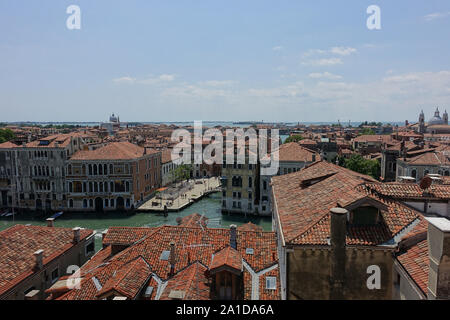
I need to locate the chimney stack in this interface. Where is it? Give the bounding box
[230,224,237,249]
[73,227,81,243]
[329,207,348,300]
[426,217,450,300]
[169,241,176,276]
[34,249,44,270]
[46,218,54,227]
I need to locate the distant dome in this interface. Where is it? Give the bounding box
[109,113,118,123]
[428,108,444,125]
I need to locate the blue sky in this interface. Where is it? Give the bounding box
[1,0,450,123]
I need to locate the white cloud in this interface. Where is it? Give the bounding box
[308,72,342,80]
[330,46,357,56]
[113,74,176,85]
[302,58,343,66]
[272,46,283,51]
[424,11,450,21]
[112,76,136,84]
[198,80,238,87]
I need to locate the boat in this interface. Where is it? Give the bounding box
[50,211,64,219]
[4,212,13,217]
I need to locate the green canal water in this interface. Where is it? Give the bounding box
[0,193,272,251]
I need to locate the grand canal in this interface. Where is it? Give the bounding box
[0,192,272,251]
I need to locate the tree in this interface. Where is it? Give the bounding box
[284,135,303,144]
[0,129,15,143]
[172,164,192,184]
[359,128,375,136]
[342,154,380,179]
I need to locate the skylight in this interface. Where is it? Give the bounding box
[266,276,277,290]
[246,248,254,255]
[160,250,170,260]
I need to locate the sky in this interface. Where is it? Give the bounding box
[1,0,450,123]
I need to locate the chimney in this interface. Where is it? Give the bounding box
[230,224,237,249]
[426,217,450,300]
[34,249,44,270]
[73,227,81,243]
[329,207,348,300]
[46,218,54,227]
[169,241,176,276]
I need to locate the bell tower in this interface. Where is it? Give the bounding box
[444,110,448,125]
[419,109,425,133]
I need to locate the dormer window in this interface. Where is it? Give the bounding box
[350,206,380,225]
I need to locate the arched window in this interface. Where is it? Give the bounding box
[69,199,74,208]
[109,164,113,175]
[94,182,98,193]
[411,170,417,179]
[99,164,103,175]
[68,182,73,193]
[99,182,103,193]
[89,182,93,193]
[93,164,98,175]
[83,199,88,208]
[125,181,130,192]
[104,199,109,207]
[110,198,115,208]
[126,198,130,208]
[110,181,114,193]
[89,199,93,208]
[88,164,92,175]
[104,164,107,175]
[82,165,86,175]
[68,165,72,175]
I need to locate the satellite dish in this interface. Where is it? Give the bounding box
[419,176,432,190]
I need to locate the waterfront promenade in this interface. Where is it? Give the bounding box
[137,177,221,212]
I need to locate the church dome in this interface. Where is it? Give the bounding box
[428,108,445,125]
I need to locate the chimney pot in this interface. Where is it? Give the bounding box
[73,227,81,243]
[230,224,237,249]
[34,249,44,270]
[46,218,54,227]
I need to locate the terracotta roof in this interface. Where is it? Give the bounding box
[271,161,421,246]
[237,222,263,232]
[102,227,156,246]
[0,225,93,296]
[397,238,429,294]
[0,141,17,149]
[354,135,393,143]
[96,256,152,299]
[403,150,449,165]
[159,262,210,300]
[367,183,450,200]
[70,142,159,160]
[177,213,208,228]
[277,142,319,162]
[24,133,79,148]
[58,225,279,300]
[210,246,243,273]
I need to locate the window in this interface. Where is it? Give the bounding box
[266,276,277,290]
[351,206,379,225]
[51,268,59,283]
[246,248,254,255]
[85,242,95,255]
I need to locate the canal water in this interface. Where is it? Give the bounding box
[0,193,272,251]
